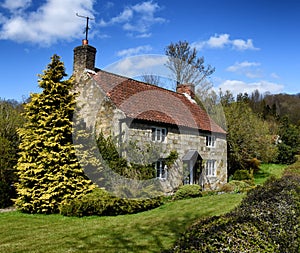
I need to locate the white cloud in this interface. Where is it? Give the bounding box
[131,1,159,13]
[231,38,257,50]
[136,33,152,38]
[244,71,263,79]
[104,54,169,78]
[0,0,95,46]
[226,61,263,79]
[99,1,166,37]
[226,61,261,72]
[98,33,110,39]
[216,79,284,96]
[116,45,152,57]
[207,33,230,48]
[1,0,32,12]
[100,8,133,26]
[192,34,260,51]
[104,1,114,9]
[0,13,6,23]
[270,72,280,79]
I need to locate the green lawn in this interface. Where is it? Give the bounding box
[254,163,287,185]
[0,193,244,253]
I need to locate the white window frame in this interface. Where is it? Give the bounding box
[155,160,167,179]
[152,127,167,142]
[206,160,216,177]
[206,135,216,147]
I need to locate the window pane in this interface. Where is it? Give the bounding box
[206,160,216,176]
[156,161,160,178]
[155,160,168,179]
[206,136,215,147]
[152,128,156,141]
[152,127,167,142]
[162,129,166,142]
[157,129,161,141]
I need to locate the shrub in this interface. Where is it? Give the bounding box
[246,157,261,173]
[59,188,163,217]
[173,184,202,200]
[276,143,297,164]
[201,190,218,197]
[232,169,252,181]
[220,180,254,193]
[166,170,300,252]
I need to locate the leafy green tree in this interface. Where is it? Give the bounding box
[276,117,300,164]
[15,55,94,214]
[219,89,235,106]
[165,40,215,95]
[0,100,24,207]
[263,93,300,125]
[225,101,278,175]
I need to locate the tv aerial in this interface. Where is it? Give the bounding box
[76,13,95,42]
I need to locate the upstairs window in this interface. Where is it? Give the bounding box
[155,160,167,179]
[206,135,216,147]
[152,127,167,142]
[206,160,216,177]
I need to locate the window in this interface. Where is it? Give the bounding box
[155,160,167,179]
[206,135,216,147]
[206,160,216,177]
[152,127,167,142]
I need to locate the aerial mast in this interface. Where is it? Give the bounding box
[76,13,94,44]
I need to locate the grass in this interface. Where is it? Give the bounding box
[1,161,289,253]
[254,163,287,185]
[0,193,244,253]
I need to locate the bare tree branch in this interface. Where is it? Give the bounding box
[165,40,215,93]
[140,74,161,86]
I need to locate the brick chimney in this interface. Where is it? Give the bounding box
[176,84,195,99]
[73,39,97,81]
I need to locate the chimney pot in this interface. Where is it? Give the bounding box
[176,84,195,99]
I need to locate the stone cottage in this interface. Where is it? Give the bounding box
[72,40,227,192]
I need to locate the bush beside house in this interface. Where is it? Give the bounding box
[59,188,163,217]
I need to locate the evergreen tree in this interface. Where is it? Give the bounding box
[15,55,94,214]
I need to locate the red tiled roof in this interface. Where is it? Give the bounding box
[92,70,226,134]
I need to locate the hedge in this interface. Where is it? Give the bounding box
[59,188,163,217]
[165,171,300,252]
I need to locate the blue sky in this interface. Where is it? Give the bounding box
[0,0,299,101]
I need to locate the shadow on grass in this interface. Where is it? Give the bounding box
[254,171,270,180]
[68,204,229,253]
[0,195,244,253]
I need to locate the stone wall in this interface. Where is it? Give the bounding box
[75,74,227,192]
[123,121,227,191]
